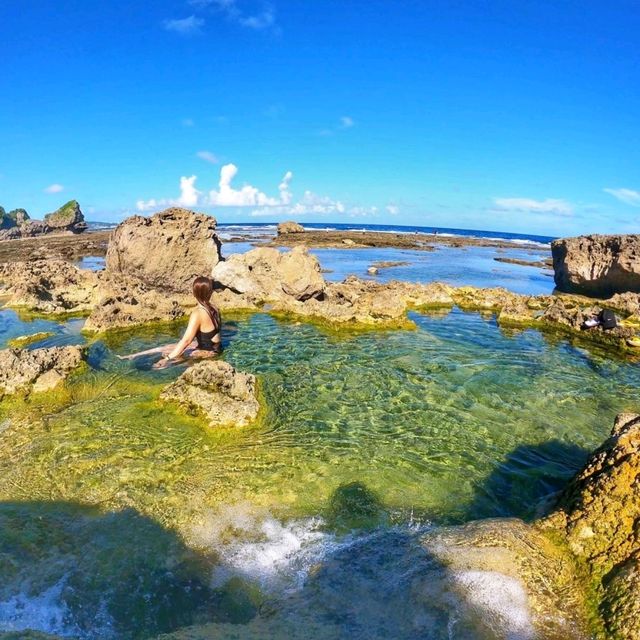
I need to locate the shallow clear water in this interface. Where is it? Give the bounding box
[0,305,637,638]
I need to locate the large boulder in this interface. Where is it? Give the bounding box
[43,200,86,233]
[0,346,84,395]
[277,220,305,235]
[105,208,221,293]
[212,246,325,302]
[0,260,100,315]
[542,413,640,638]
[160,360,259,428]
[17,219,49,237]
[552,234,640,297]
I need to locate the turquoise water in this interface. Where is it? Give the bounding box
[0,301,637,638]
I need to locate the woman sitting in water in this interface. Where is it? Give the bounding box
[121,276,222,368]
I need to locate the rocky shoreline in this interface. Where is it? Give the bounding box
[1,208,640,638]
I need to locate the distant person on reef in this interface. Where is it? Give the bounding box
[120,276,222,368]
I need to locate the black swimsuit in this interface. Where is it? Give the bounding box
[196,328,221,353]
[196,304,222,353]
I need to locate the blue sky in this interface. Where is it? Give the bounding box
[1,1,638,235]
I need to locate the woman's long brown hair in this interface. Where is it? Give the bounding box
[193,276,220,332]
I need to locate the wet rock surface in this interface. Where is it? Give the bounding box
[421,519,594,640]
[542,413,640,638]
[552,234,640,297]
[105,208,221,293]
[161,360,260,428]
[0,345,84,395]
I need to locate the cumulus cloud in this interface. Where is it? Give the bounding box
[196,150,219,164]
[208,164,281,206]
[340,116,355,129]
[493,197,573,216]
[603,188,640,207]
[163,15,204,34]
[135,164,380,220]
[250,191,350,218]
[44,184,64,194]
[136,175,200,211]
[278,171,293,205]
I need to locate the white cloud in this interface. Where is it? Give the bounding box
[340,116,355,129]
[603,188,640,207]
[178,175,200,207]
[196,150,219,164]
[136,175,200,212]
[208,164,280,206]
[278,171,293,205]
[386,204,399,215]
[163,15,204,35]
[250,190,347,217]
[44,184,64,194]
[493,197,573,216]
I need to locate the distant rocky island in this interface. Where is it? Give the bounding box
[0,199,87,240]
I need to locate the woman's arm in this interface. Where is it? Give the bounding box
[165,311,200,360]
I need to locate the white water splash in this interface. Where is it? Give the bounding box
[193,503,337,592]
[0,579,80,638]
[450,569,535,640]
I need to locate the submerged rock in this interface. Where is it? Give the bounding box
[0,345,84,395]
[105,208,221,293]
[421,519,594,639]
[552,234,640,297]
[277,220,305,235]
[0,259,99,315]
[161,360,260,428]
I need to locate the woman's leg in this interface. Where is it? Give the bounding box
[118,343,178,360]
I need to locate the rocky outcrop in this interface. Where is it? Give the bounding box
[105,208,221,293]
[277,220,305,235]
[552,234,640,297]
[0,260,100,315]
[43,200,87,233]
[0,200,86,240]
[541,413,640,638]
[0,346,84,395]
[271,276,454,326]
[212,246,325,303]
[84,276,189,332]
[160,360,259,428]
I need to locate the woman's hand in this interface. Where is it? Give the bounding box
[152,356,171,370]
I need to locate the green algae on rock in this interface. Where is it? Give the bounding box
[43,199,86,233]
[6,331,55,348]
[541,413,640,639]
[0,345,85,396]
[161,360,261,428]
